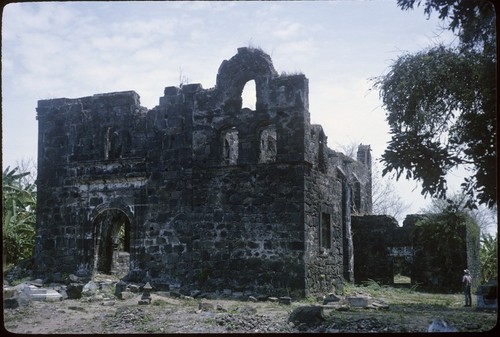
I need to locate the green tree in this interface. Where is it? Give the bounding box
[373,0,496,208]
[421,192,497,234]
[2,166,37,268]
[480,232,497,283]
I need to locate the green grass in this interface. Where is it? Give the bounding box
[393,274,411,284]
[341,280,463,306]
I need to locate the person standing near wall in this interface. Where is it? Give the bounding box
[462,269,472,307]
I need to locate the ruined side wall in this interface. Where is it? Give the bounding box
[303,124,373,294]
[303,167,344,295]
[351,215,404,285]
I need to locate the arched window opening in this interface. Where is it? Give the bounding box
[241,80,257,110]
[258,125,277,163]
[222,127,239,165]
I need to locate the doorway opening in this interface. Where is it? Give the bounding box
[92,209,130,276]
[393,256,411,286]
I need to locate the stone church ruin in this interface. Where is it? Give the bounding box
[34,47,478,297]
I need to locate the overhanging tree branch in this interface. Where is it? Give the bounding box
[373,0,496,208]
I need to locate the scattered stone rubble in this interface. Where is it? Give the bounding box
[5,273,495,333]
[3,272,390,311]
[4,274,389,327]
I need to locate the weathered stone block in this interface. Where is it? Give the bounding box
[347,296,369,307]
[3,298,20,309]
[288,306,324,326]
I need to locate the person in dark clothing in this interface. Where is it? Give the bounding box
[462,269,472,307]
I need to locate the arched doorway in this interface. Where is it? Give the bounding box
[92,209,130,275]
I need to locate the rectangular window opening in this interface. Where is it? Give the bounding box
[321,212,331,249]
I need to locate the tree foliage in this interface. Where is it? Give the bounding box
[397,0,496,54]
[413,211,473,265]
[374,0,496,208]
[420,192,497,285]
[2,166,37,268]
[421,191,497,234]
[480,232,497,283]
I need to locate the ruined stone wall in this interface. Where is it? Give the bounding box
[35,47,373,297]
[406,214,480,292]
[351,214,480,291]
[351,215,404,285]
[35,92,151,273]
[134,49,311,294]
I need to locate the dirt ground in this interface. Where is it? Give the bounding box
[3,290,497,334]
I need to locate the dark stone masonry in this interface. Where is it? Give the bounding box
[34,47,478,297]
[35,47,372,296]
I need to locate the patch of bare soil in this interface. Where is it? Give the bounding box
[3,292,497,334]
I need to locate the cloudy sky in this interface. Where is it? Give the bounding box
[3,0,473,224]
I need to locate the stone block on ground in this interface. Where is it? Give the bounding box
[3,287,16,298]
[347,296,370,307]
[82,281,98,294]
[288,306,325,327]
[476,280,498,311]
[323,294,341,305]
[66,283,83,299]
[279,296,292,305]
[30,289,63,302]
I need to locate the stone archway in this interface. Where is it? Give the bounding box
[215,47,278,111]
[92,209,131,276]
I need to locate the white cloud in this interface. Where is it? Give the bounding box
[272,21,305,39]
[310,77,389,153]
[2,0,475,224]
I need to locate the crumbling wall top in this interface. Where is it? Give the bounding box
[37,90,142,119]
[215,47,278,101]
